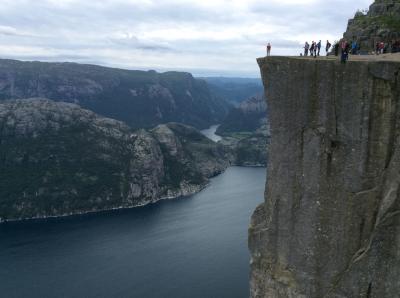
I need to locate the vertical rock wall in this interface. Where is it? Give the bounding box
[249,57,400,298]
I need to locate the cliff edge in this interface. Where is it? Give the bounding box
[249,57,400,297]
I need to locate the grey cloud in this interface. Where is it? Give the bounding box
[0,0,374,77]
[108,35,174,52]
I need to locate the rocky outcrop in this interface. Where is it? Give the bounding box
[0,99,229,221]
[344,0,400,51]
[0,59,230,129]
[249,56,400,297]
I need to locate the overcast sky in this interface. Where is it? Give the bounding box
[0,0,373,77]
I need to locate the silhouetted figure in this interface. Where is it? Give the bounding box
[310,41,316,58]
[334,43,339,56]
[304,42,310,56]
[267,43,271,56]
[341,40,349,64]
[317,40,321,56]
[351,41,358,55]
[326,40,331,55]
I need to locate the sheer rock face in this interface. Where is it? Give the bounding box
[343,0,400,51]
[249,57,400,298]
[0,99,229,221]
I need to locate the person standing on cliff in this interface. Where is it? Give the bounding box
[317,40,322,56]
[351,41,357,55]
[266,43,271,56]
[340,40,349,63]
[326,40,332,55]
[375,42,380,55]
[310,41,315,57]
[334,42,339,56]
[304,42,310,56]
[379,42,385,54]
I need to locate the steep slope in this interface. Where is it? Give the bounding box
[344,0,400,51]
[0,99,229,221]
[249,56,400,297]
[0,59,230,129]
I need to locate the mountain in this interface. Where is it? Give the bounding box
[217,94,269,166]
[0,59,230,129]
[199,77,263,105]
[0,99,230,221]
[344,0,400,51]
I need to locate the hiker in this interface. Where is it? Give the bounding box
[379,42,384,54]
[392,40,400,53]
[304,42,310,56]
[375,42,380,55]
[310,41,315,57]
[351,41,358,55]
[317,40,321,56]
[266,43,271,56]
[326,40,332,55]
[340,40,349,63]
[334,42,339,56]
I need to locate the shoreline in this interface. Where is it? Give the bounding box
[0,165,265,225]
[0,182,209,224]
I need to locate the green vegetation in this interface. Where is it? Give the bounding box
[354,13,400,31]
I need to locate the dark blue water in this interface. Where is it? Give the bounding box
[0,167,266,298]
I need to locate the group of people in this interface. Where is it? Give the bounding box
[375,40,400,54]
[303,40,331,57]
[266,38,400,60]
[392,40,400,53]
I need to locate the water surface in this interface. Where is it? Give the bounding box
[0,167,266,298]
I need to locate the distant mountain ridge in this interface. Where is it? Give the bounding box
[199,77,263,105]
[0,59,230,129]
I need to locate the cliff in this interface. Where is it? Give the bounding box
[249,57,400,297]
[0,99,229,221]
[0,59,230,129]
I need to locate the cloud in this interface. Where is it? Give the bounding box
[0,0,374,77]
[0,25,33,37]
